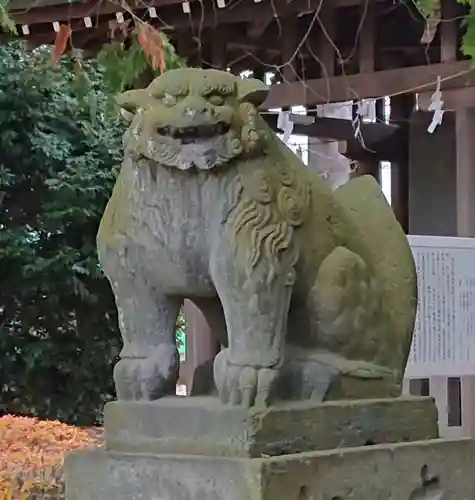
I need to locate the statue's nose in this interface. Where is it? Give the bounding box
[182,97,214,118]
[183,107,197,117]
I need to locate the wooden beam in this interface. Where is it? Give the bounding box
[247,17,273,39]
[226,41,282,58]
[263,112,401,162]
[263,113,398,142]
[9,0,388,28]
[19,22,107,49]
[10,0,178,25]
[9,0,81,9]
[418,86,475,110]
[263,60,475,108]
[231,54,280,74]
[8,15,95,37]
[342,132,403,162]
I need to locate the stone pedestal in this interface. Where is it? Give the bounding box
[65,397,475,499]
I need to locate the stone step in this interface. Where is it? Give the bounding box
[104,396,439,458]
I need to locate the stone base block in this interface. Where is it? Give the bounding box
[104,396,438,457]
[66,438,475,500]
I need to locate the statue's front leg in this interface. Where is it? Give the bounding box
[110,276,182,401]
[211,251,293,408]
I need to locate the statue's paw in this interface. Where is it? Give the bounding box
[113,344,179,401]
[213,349,279,408]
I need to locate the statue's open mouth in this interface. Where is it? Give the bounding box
[156,122,230,144]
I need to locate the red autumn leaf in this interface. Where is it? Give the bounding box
[52,24,70,64]
[138,24,148,51]
[137,23,165,72]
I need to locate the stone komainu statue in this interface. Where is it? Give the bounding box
[97,68,417,408]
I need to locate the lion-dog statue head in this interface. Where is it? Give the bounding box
[116,68,270,171]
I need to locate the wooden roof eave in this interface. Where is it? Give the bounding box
[9,0,385,27]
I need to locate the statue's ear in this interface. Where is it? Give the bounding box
[115,89,153,113]
[237,78,269,107]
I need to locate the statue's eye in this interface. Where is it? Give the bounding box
[162,93,177,107]
[208,94,224,106]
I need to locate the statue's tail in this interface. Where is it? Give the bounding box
[331,175,417,376]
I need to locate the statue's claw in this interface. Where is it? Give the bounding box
[113,343,179,401]
[213,348,279,408]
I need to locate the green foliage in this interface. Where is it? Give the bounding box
[461,9,475,59]
[0,41,186,425]
[96,30,186,96]
[176,309,186,355]
[415,0,475,60]
[0,42,125,424]
[415,0,441,18]
[0,0,17,35]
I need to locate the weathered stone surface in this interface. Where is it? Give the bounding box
[97,68,417,407]
[65,438,475,500]
[104,396,438,457]
[191,346,401,402]
[261,438,475,500]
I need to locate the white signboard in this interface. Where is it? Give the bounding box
[405,235,475,378]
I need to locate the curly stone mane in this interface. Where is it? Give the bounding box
[227,131,312,285]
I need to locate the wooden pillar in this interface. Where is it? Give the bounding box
[440,0,458,63]
[280,15,299,131]
[408,111,457,236]
[175,30,196,67]
[281,17,299,83]
[317,1,335,78]
[211,26,227,69]
[390,94,414,233]
[353,99,383,183]
[306,109,321,174]
[351,2,380,181]
[248,19,272,80]
[455,108,475,236]
[253,64,266,82]
[358,0,376,73]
